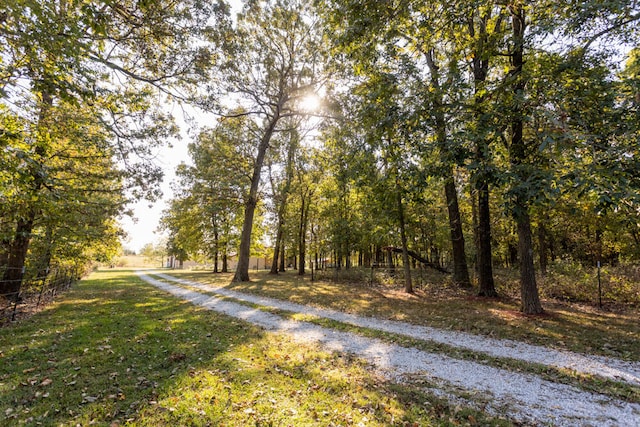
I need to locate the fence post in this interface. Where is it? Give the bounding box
[597,261,602,308]
[11,292,20,321]
[36,267,49,308]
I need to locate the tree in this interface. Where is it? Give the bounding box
[506,2,542,313]
[319,0,476,288]
[161,115,252,272]
[0,97,130,296]
[494,0,640,313]
[268,126,300,274]
[204,0,324,282]
[463,3,507,297]
[1,0,223,296]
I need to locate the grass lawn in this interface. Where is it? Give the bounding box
[169,269,640,363]
[0,269,508,426]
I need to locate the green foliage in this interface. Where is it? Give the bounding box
[140,242,166,267]
[544,260,640,305]
[0,0,230,290]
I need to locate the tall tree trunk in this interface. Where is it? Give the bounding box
[469,12,498,297]
[396,184,413,293]
[470,186,480,275]
[476,180,496,296]
[510,4,542,314]
[222,251,228,273]
[0,215,36,299]
[233,113,280,282]
[269,133,296,274]
[0,90,51,297]
[517,209,542,313]
[213,215,220,273]
[444,176,471,287]
[424,49,471,288]
[298,190,310,276]
[270,226,283,274]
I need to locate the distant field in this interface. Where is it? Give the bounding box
[115,255,164,268]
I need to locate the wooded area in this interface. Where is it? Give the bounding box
[2,0,640,314]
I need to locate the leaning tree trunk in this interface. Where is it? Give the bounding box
[510,4,542,314]
[233,113,280,282]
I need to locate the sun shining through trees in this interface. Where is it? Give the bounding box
[3,0,640,425]
[149,0,640,314]
[1,0,638,311]
[299,93,323,113]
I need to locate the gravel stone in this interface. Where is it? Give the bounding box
[138,271,640,426]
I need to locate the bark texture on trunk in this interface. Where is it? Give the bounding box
[510,4,542,314]
[0,91,51,297]
[396,185,413,293]
[424,49,471,289]
[468,10,498,297]
[233,114,280,282]
[444,176,471,287]
[517,210,542,313]
[476,180,497,297]
[0,215,36,298]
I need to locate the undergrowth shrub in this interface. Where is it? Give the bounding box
[541,260,640,306]
[315,266,447,289]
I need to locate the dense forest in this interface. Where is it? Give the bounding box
[2,0,639,314]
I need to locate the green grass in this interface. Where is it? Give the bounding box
[147,272,640,404]
[0,269,510,426]
[167,269,640,363]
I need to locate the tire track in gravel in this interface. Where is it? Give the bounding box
[153,272,640,387]
[137,271,640,426]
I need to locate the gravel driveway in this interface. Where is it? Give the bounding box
[137,271,640,426]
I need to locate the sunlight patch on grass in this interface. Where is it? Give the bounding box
[166,268,640,363]
[0,269,509,426]
[145,271,640,404]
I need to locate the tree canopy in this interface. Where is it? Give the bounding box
[2,0,639,314]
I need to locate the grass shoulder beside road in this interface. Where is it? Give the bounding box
[0,269,508,426]
[169,269,640,363]
[148,271,640,404]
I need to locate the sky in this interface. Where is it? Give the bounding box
[119,131,191,253]
[119,1,245,254]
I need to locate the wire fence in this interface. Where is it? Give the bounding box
[0,265,82,325]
